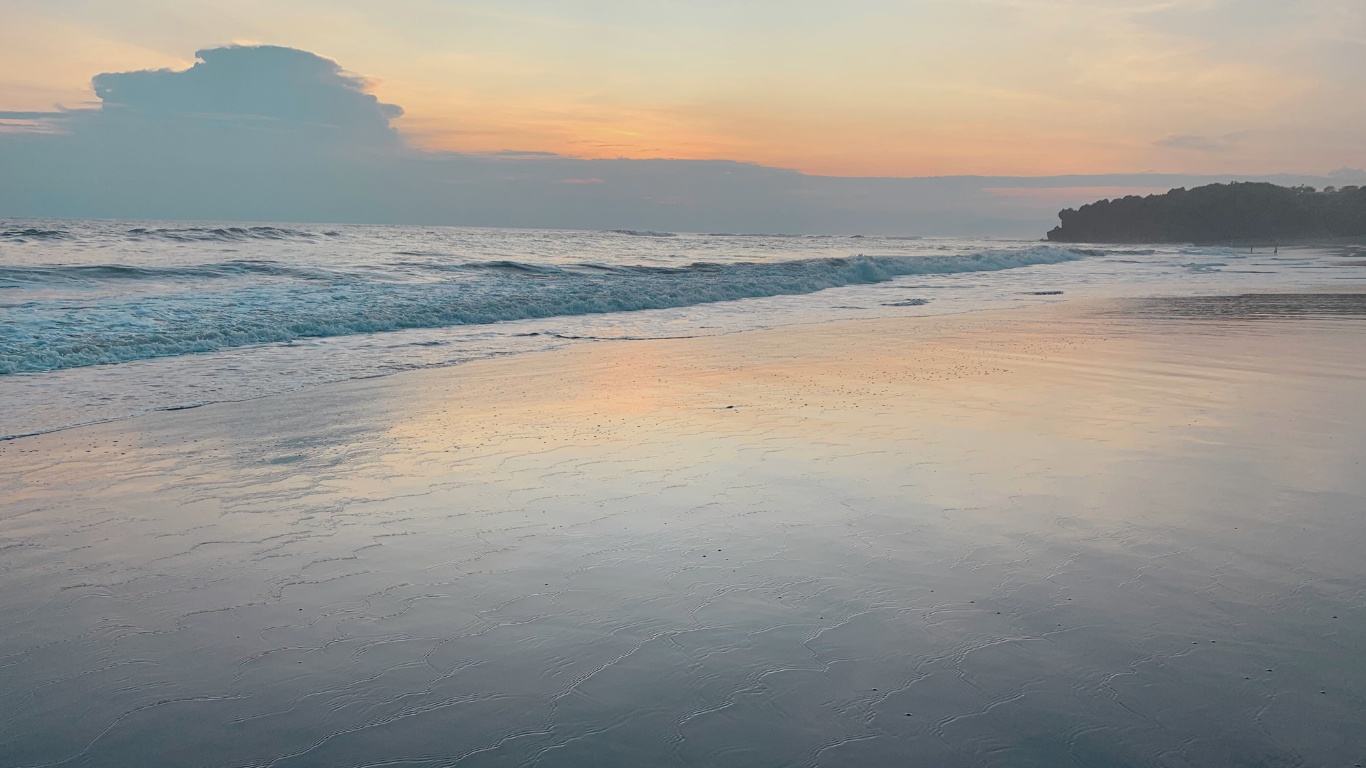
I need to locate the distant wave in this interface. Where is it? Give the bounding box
[0,228,72,242]
[126,226,326,242]
[0,259,341,286]
[0,225,340,245]
[0,246,1094,374]
[607,229,677,238]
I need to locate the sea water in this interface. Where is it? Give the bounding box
[2,219,1363,438]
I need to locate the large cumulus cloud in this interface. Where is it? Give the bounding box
[89,46,402,139]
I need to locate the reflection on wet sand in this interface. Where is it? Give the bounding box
[1,297,1365,767]
[1119,291,1366,319]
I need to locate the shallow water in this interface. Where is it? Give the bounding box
[5,219,1366,439]
[1,304,1363,767]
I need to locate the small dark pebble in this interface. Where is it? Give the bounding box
[904,713,912,717]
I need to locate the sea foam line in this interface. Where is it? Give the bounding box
[0,246,1094,374]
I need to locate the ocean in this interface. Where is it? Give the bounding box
[2,219,1361,439]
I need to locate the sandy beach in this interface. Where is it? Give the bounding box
[3,295,1365,767]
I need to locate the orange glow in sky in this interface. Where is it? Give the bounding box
[2,0,1363,177]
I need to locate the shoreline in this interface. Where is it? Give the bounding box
[5,286,1365,446]
[1,296,1064,444]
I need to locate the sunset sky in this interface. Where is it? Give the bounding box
[4,0,1364,178]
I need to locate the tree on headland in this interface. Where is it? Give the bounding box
[1046,182,1366,243]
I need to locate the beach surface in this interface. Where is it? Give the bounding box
[3,295,1365,767]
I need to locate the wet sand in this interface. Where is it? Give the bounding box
[2,296,1365,767]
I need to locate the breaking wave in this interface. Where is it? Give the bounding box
[1,246,1092,374]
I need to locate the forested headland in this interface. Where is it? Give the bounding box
[1046,182,1366,243]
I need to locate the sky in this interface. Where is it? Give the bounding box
[4,0,1365,177]
[1,1,1363,232]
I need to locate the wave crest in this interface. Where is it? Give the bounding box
[126,226,323,242]
[1,246,1093,374]
[0,228,72,242]
[0,260,338,286]
[607,229,677,237]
